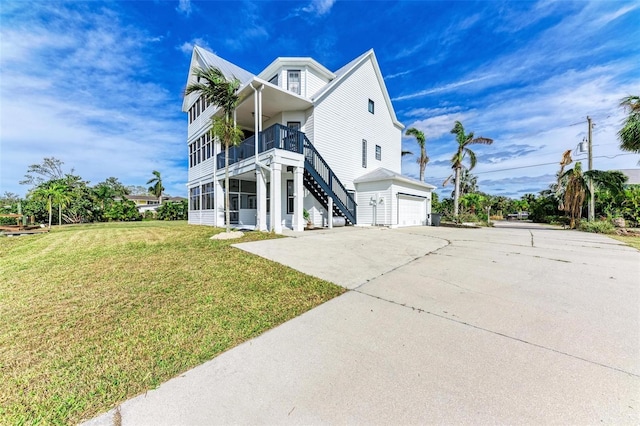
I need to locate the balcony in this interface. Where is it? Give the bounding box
[217,123,304,169]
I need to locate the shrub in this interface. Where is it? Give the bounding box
[578,220,615,234]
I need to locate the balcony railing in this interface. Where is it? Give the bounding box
[216,123,304,168]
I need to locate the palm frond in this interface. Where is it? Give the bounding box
[465,148,478,170]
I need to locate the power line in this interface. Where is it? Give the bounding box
[426,153,637,182]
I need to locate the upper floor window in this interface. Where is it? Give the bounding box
[288,70,301,95]
[368,99,375,114]
[375,145,381,161]
[269,74,279,86]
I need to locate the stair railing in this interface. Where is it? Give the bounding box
[302,136,356,224]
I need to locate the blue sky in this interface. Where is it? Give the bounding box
[1,0,639,199]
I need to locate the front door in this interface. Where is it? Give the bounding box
[229,194,239,224]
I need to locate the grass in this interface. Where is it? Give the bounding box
[610,234,640,250]
[0,221,345,424]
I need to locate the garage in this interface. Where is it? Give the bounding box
[397,194,427,226]
[354,168,435,227]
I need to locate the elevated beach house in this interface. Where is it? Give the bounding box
[183,46,435,233]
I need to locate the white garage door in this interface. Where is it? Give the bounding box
[398,195,426,226]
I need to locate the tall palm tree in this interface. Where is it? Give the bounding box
[30,181,70,228]
[618,95,640,153]
[446,121,493,217]
[146,170,165,204]
[405,127,429,182]
[185,66,243,233]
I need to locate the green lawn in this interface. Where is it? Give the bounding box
[0,221,344,424]
[610,234,640,250]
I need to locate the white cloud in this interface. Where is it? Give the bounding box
[176,0,192,17]
[0,3,187,198]
[301,0,336,16]
[178,37,211,55]
[393,75,498,101]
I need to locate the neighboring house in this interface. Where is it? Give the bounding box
[615,169,640,185]
[117,195,187,214]
[183,46,435,233]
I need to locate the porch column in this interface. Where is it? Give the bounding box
[215,179,225,228]
[270,162,282,234]
[293,166,304,232]
[328,196,333,229]
[256,168,268,231]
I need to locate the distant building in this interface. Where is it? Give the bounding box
[115,195,187,214]
[615,169,640,185]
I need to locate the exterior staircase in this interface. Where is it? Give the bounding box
[302,135,357,225]
[218,123,357,224]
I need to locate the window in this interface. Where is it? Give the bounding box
[269,74,279,86]
[202,182,214,210]
[266,182,270,213]
[362,139,367,168]
[241,180,256,193]
[286,179,294,214]
[190,186,200,210]
[375,145,381,161]
[368,99,375,114]
[288,70,301,95]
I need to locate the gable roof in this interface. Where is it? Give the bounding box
[182,46,255,111]
[311,49,403,129]
[354,167,436,189]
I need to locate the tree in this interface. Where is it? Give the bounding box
[29,180,71,228]
[20,157,69,187]
[405,127,429,182]
[559,162,627,228]
[146,170,165,204]
[452,169,478,198]
[445,121,493,217]
[185,66,243,233]
[126,185,151,195]
[618,95,640,153]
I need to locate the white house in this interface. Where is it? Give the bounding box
[183,46,435,233]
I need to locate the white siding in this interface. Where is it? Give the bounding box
[312,58,401,190]
[355,180,393,226]
[305,67,330,99]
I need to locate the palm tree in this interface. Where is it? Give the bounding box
[618,95,640,153]
[405,127,429,182]
[146,170,165,204]
[451,169,478,198]
[446,121,493,217]
[559,162,627,228]
[185,66,243,233]
[30,181,71,228]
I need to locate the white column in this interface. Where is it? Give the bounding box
[293,166,304,232]
[328,196,333,229]
[215,179,225,228]
[256,169,267,231]
[270,162,282,234]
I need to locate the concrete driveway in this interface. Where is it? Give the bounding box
[86,222,640,425]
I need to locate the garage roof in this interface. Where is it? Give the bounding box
[354,167,436,189]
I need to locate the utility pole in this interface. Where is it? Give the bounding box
[587,116,595,221]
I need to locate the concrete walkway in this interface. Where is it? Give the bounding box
[85,223,640,425]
